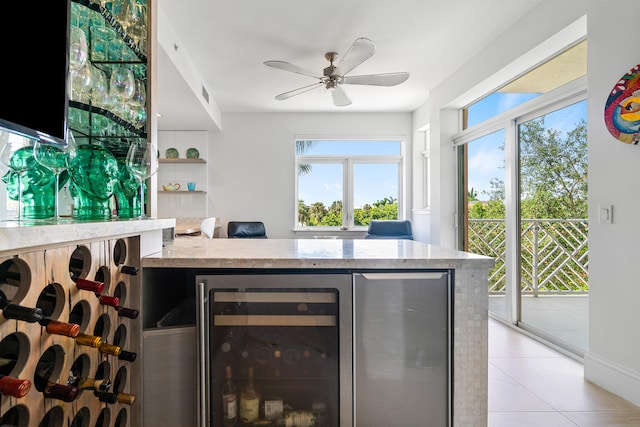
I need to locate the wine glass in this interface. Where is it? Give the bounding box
[112,0,139,31]
[125,141,157,219]
[0,135,37,220]
[71,62,93,102]
[69,26,88,73]
[33,133,77,221]
[109,66,135,101]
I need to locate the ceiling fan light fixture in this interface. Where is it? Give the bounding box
[264,37,409,106]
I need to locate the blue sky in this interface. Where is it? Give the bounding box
[297,140,400,208]
[297,94,587,207]
[467,95,587,199]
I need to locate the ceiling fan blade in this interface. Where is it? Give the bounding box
[335,37,375,76]
[264,60,322,79]
[331,85,352,107]
[342,72,410,86]
[275,82,324,100]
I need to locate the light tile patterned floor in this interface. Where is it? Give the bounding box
[488,318,640,426]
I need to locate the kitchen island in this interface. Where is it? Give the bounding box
[143,237,494,427]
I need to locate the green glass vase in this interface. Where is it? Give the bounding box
[67,142,119,221]
[113,160,141,219]
[1,149,69,220]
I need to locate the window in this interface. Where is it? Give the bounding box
[465,40,587,128]
[295,139,403,229]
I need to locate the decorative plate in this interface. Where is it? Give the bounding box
[165,148,179,159]
[605,63,640,145]
[186,147,200,159]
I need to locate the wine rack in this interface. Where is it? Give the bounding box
[0,237,141,426]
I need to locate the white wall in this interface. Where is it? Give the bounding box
[157,130,209,219]
[207,112,412,238]
[582,0,640,406]
[413,0,640,405]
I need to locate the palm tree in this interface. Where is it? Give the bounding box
[296,140,316,176]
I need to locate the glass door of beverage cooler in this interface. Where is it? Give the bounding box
[196,274,353,427]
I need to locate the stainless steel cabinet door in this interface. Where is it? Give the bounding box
[354,272,451,427]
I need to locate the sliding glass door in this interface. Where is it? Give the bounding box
[517,100,588,354]
[456,85,588,356]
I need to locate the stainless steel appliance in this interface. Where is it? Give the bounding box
[197,271,451,426]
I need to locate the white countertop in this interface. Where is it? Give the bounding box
[0,218,175,255]
[143,237,494,269]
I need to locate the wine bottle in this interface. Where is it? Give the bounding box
[95,390,136,405]
[115,306,139,319]
[222,366,237,426]
[99,343,121,356]
[75,333,103,348]
[44,382,79,402]
[0,290,43,323]
[75,277,105,294]
[98,343,137,362]
[39,318,80,338]
[98,295,120,307]
[118,265,138,275]
[76,378,111,392]
[0,374,31,398]
[282,410,318,427]
[117,350,137,362]
[240,365,260,423]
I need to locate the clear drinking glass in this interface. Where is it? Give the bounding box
[69,26,89,73]
[33,133,77,221]
[71,63,93,102]
[125,141,157,219]
[0,135,37,220]
[109,66,135,101]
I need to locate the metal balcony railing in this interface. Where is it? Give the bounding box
[468,218,589,296]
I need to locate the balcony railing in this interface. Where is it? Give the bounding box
[468,218,589,296]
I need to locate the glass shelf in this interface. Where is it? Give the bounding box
[68,0,148,160]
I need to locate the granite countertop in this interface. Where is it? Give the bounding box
[143,237,495,269]
[0,218,175,255]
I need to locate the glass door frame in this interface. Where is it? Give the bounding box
[454,77,587,347]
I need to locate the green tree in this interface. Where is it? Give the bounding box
[297,199,310,226]
[519,118,587,218]
[468,118,587,220]
[468,187,478,201]
[308,202,327,225]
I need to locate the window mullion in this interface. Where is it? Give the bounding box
[344,158,352,227]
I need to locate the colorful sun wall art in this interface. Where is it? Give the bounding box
[605,64,640,145]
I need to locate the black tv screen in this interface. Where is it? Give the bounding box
[0,1,71,144]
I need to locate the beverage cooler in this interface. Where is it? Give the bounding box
[196,274,353,427]
[196,271,451,427]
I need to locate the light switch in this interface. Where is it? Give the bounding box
[599,205,613,224]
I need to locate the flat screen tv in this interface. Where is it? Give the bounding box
[0,1,71,145]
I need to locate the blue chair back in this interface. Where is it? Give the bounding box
[227,221,267,238]
[364,220,413,240]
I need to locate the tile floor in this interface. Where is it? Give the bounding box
[488,318,640,426]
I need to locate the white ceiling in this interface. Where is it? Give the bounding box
[156,0,544,130]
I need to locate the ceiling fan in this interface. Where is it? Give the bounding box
[264,37,410,107]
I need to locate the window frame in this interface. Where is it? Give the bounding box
[294,138,405,233]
